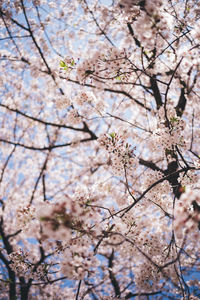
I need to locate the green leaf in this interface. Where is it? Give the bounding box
[60,60,66,68]
[86,199,91,205]
[109,132,116,139]
[170,117,178,124]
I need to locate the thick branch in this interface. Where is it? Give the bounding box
[176,88,187,117]
[108,250,121,298]
[150,75,163,109]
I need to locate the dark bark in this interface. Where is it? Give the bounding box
[150,75,163,109]
[108,250,121,298]
[0,222,16,299]
[20,277,32,300]
[176,88,187,117]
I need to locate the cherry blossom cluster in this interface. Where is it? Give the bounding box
[16,204,35,231]
[175,188,200,238]
[118,0,173,49]
[61,237,99,280]
[133,260,162,291]
[36,200,82,241]
[36,187,102,241]
[34,187,103,280]
[1,0,200,298]
[66,108,82,125]
[9,250,31,278]
[178,170,199,187]
[73,90,107,116]
[141,170,172,211]
[74,91,95,106]
[98,132,137,176]
[9,250,49,281]
[151,107,186,157]
[177,46,200,83]
[76,47,132,85]
[55,95,71,109]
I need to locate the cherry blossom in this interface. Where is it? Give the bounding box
[0,0,200,299]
